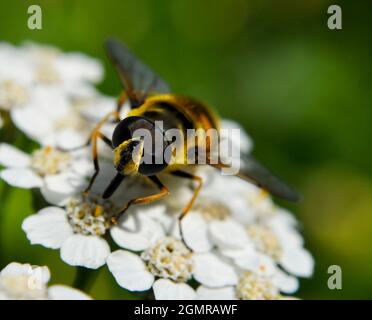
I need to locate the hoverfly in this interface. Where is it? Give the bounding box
[83,38,299,232]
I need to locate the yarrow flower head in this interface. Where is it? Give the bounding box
[22,195,115,269]
[106,205,239,298]
[0,143,91,205]
[141,237,193,282]
[21,163,160,269]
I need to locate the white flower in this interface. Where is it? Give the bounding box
[168,166,275,252]
[195,258,299,300]
[152,261,296,300]
[0,78,30,111]
[153,279,197,300]
[154,267,294,300]
[22,41,103,87]
[10,87,117,149]
[208,209,314,287]
[20,144,167,270]
[107,236,237,299]
[0,43,33,111]
[0,41,103,113]
[198,166,276,224]
[196,271,283,300]
[0,143,90,199]
[0,41,106,148]
[0,262,91,300]
[22,195,116,269]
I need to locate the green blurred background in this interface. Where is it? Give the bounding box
[0,0,371,299]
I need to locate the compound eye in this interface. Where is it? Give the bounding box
[138,140,171,176]
[112,116,154,148]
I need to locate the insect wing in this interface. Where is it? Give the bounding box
[105,38,170,107]
[237,153,300,202]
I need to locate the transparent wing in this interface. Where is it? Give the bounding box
[105,38,170,107]
[236,153,300,202]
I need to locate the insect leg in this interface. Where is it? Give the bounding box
[102,172,125,199]
[58,110,118,152]
[84,131,113,194]
[115,92,127,121]
[111,175,169,224]
[169,170,203,248]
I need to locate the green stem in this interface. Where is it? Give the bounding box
[73,267,100,293]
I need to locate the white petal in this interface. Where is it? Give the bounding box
[61,82,99,100]
[28,86,71,118]
[54,129,87,150]
[0,168,43,188]
[272,269,299,294]
[0,143,30,167]
[69,156,94,176]
[79,95,116,121]
[272,219,304,248]
[143,205,174,232]
[193,253,238,287]
[209,218,250,249]
[111,213,164,251]
[253,254,277,277]
[48,285,91,300]
[60,235,110,269]
[196,286,236,300]
[280,246,314,278]
[22,207,73,249]
[40,185,72,207]
[0,263,50,285]
[41,173,85,206]
[153,279,196,300]
[107,250,154,291]
[55,53,103,83]
[0,262,31,277]
[222,248,260,270]
[182,212,212,253]
[11,106,54,143]
[270,208,298,228]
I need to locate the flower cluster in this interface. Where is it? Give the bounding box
[0,42,314,300]
[0,262,90,300]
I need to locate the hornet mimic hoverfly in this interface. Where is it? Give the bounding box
[81,38,299,237]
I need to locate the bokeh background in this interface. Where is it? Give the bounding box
[0,0,371,299]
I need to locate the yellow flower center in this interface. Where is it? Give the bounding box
[66,195,116,236]
[247,188,275,218]
[0,80,28,110]
[194,200,230,221]
[141,237,193,282]
[236,271,279,300]
[247,224,282,261]
[30,146,71,176]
